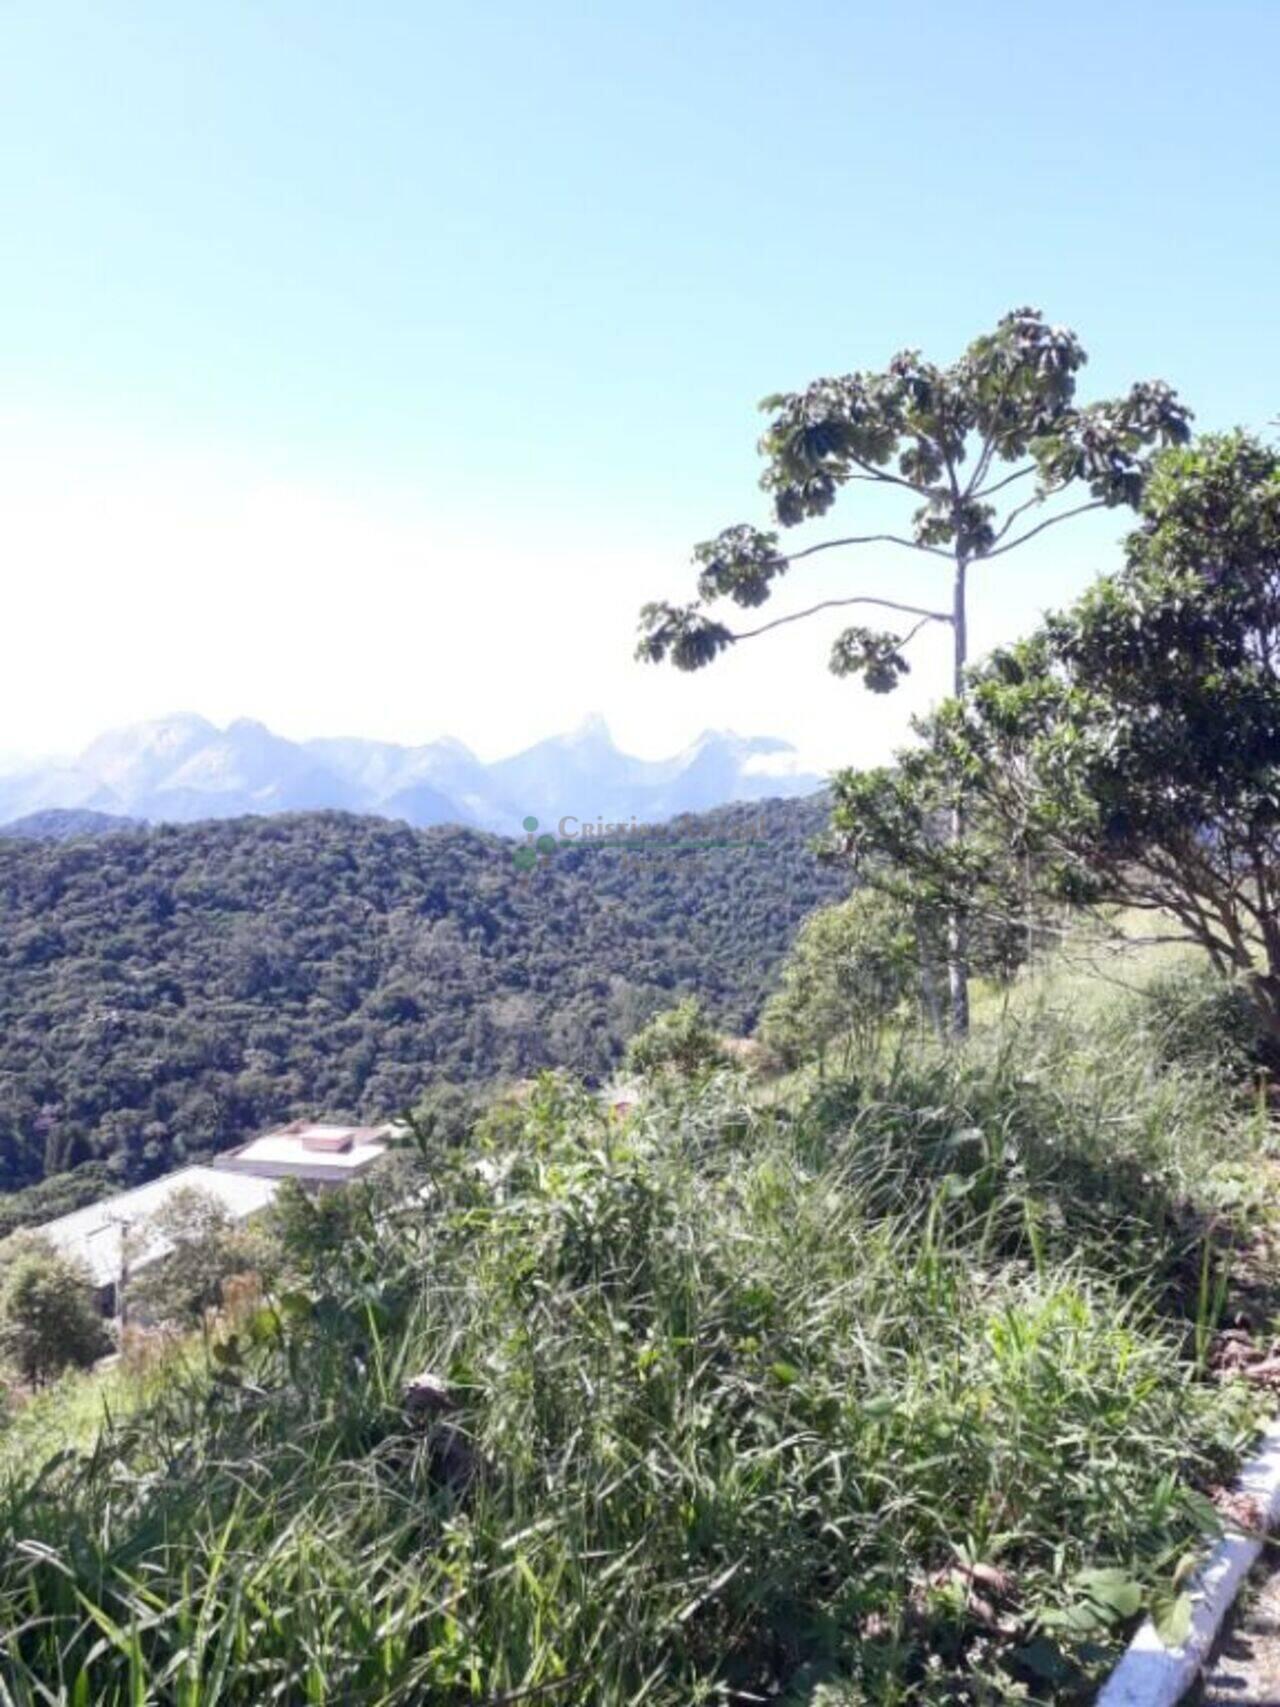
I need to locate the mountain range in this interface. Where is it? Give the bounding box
[0,714,825,835]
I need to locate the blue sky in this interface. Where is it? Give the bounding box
[1,0,1277,769]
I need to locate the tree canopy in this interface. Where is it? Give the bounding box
[0,1241,109,1386]
[840,432,1280,1044]
[623,997,729,1081]
[637,307,1189,694]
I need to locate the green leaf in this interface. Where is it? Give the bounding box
[1076,1566,1144,1619]
[1013,1636,1075,1685]
[277,1289,313,1321]
[1151,1589,1194,1648]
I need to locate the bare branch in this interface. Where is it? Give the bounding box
[988,483,1070,546]
[732,596,952,644]
[963,364,1024,496]
[972,463,1037,501]
[784,533,953,565]
[898,612,940,649]
[964,434,999,501]
[845,456,932,497]
[984,500,1109,559]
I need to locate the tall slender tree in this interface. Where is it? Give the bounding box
[636,308,1190,1032]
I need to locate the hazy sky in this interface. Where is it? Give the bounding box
[2,0,1277,772]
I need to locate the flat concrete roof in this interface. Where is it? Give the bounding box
[231,1135,384,1170]
[35,1165,279,1290]
[218,1122,388,1179]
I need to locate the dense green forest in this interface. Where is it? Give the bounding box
[0,798,842,1200]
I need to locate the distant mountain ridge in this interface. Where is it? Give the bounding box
[0,808,140,841]
[0,714,824,833]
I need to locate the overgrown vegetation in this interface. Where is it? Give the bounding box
[0,964,1268,1704]
[127,1185,278,1328]
[623,995,729,1080]
[835,431,1280,1049]
[759,892,920,1071]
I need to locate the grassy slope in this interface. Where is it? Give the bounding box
[0,1340,203,1481]
[0,943,1274,1706]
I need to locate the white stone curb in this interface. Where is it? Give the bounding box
[1096,1417,1280,1706]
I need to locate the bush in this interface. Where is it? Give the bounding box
[407,1081,486,1150]
[264,1176,380,1292]
[760,891,919,1070]
[0,1242,110,1386]
[624,997,729,1080]
[1139,964,1270,1080]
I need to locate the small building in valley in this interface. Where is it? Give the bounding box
[213,1120,390,1186]
[32,1120,393,1317]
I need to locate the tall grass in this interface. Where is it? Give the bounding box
[0,994,1268,1706]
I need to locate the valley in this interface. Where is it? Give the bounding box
[0,795,843,1223]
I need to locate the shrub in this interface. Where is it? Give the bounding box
[760,890,919,1070]
[0,1242,110,1386]
[408,1081,485,1149]
[624,997,729,1080]
[1139,964,1270,1080]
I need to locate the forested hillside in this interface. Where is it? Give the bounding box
[0,798,841,1194]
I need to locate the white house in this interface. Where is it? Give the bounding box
[33,1120,393,1316]
[36,1165,279,1313]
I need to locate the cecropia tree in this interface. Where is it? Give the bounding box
[637,308,1190,1032]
